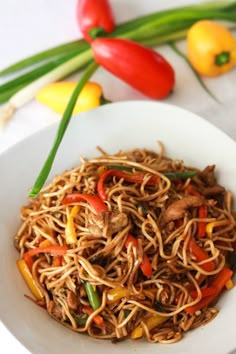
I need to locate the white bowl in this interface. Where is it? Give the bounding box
[0,101,235,354]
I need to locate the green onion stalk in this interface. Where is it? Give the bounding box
[1,2,236,119]
[0,0,236,192]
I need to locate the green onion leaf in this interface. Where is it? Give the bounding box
[29,61,98,197]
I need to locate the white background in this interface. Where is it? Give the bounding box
[0,0,236,353]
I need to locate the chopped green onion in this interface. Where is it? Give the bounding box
[164,171,197,180]
[108,165,135,172]
[29,61,97,197]
[84,282,101,310]
[107,165,197,180]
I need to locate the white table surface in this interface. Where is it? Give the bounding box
[0,0,236,353]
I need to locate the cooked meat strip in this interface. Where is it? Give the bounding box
[163,196,204,223]
[67,291,78,310]
[199,165,216,186]
[88,211,128,237]
[198,185,225,197]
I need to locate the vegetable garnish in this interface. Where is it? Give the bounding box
[84,282,101,310]
[65,205,80,244]
[106,287,131,304]
[76,0,115,42]
[62,193,108,213]
[91,37,175,99]
[188,238,215,272]
[97,169,159,202]
[186,266,233,314]
[197,205,208,238]
[107,165,197,180]
[131,315,168,339]
[187,20,236,76]
[29,61,98,197]
[125,234,152,278]
[82,306,104,326]
[17,259,44,300]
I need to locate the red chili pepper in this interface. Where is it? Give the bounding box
[186,266,233,314]
[97,169,158,201]
[62,193,108,213]
[76,0,115,42]
[125,234,152,278]
[23,245,68,271]
[91,38,175,99]
[188,238,215,272]
[198,205,207,237]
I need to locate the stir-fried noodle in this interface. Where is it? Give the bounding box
[15,144,236,343]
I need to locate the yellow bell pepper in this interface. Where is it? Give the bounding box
[206,219,230,238]
[225,278,234,290]
[130,315,168,339]
[106,287,131,304]
[187,20,236,77]
[17,259,44,300]
[36,81,107,115]
[65,205,80,244]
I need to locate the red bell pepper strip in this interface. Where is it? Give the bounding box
[62,193,108,213]
[188,238,215,272]
[198,205,207,237]
[125,234,152,278]
[76,0,115,42]
[23,245,68,271]
[186,266,233,314]
[189,286,217,300]
[91,38,175,99]
[185,184,201,197]
[97,169,158,201]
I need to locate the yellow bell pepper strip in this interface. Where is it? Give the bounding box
[16,259,44,300]
[39,239,52,248]
[187,20,236,77]
[206,219,230,238]
[225,278,234,290]
[131,315,168,339]
[65,205,80,244]
[106,287,131,304]
[186,266,233,314]
[36,81,109,115]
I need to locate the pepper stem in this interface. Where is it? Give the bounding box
[89,27,106,40]
[215,51,230,66]
[100,95,112,105]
